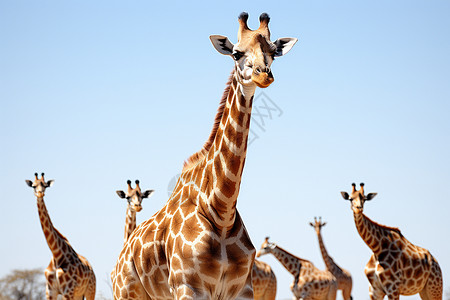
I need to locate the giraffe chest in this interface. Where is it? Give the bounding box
[123,207,255,299]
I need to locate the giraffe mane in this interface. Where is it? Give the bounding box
[182,69,235,172]
[364,213,403,237]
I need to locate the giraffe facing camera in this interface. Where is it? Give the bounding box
[340,183,443,300]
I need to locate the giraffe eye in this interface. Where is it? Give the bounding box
[232,51,244,61]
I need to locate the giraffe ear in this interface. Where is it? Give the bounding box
[47,180,54,187]
[116,190,126,199]
[273,37,298,57]
[210,35,234,55]
[366,193,377,201]
[143,190,154,199]
[309,222,314,227]
[25,180,33,187]
[340,191,350,200]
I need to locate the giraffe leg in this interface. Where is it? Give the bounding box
[44,263,58,300]
[342,286,352,300]
[45,284,58,300]
[84,272,96,300]
[420,256,443,300]
[327,284,337,300]
[365,255,385,300]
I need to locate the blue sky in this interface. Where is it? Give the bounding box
[1,1,449,299]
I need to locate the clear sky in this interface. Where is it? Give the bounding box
[1,1,449,299]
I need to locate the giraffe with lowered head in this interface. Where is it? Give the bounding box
[341,183,443,300]
[310,217,353,300]
[111,12,297,300]
[257,237,337,300]
[26,173,96,300]
[252,259,277,300]
[116,180,154,244]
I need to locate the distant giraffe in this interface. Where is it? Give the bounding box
[116,179,154,244]
[341,183,443,300]
[310,217,353,300]
[111,12,297,300]
[257,237,337,300]
[252,259,277,300]
[26,173,96,300]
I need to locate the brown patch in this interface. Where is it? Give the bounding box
[225,119,244,147]
[414,267,423,278]
[211,194,229,216]
[221,141,242,176]
[220,175,237,198]
[183,216,200,243]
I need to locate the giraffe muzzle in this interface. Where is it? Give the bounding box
[252,70,274,88]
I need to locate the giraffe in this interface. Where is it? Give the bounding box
[257,237,337,300]
[252,259,277,300]
[116,179,154,244]
[111,12,297,300]
[309,217,353,300]
[26,173,96,300]
[340,183,443,300]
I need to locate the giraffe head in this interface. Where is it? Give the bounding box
[116,180,154,212]
[210,12,297,88]
[309,216,327,234]
[25,173,54,198]
[341,183,377,214]
[256,237,276,257]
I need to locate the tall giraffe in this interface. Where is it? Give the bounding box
[257,237,337,300]
[252,259,277,300]
[111,12,297,300]
[340,183,443,300]
[116,180,154,244]
[309,217,353,300]
[26,173,96,300]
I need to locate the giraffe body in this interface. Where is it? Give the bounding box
[26,173,96,300]
[257,238,337,300]
[310,217,353,300]
[341,183,443,300]
[111,12,297,300]
[252,259,277,300]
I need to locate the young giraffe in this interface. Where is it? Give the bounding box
[257,237,337,300]
[341,183,443,300]
[252,259,277,300]
[26,173,96,300]
[309,217,353,300]
[116,180,154,244]
[111,12,297,300]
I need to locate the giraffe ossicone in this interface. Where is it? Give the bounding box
[257,237,337,300]
[26,172,96,300]
[112,12,297,300]
[341,183,443,300]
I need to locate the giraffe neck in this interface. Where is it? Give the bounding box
[353,212,384,255]
[316,230,338,273]
[270,245,302,277]
[185,69,256,230]
[124,206,136,243]
[36,196,73,262]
